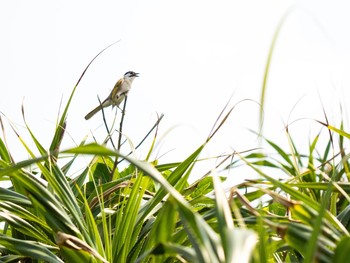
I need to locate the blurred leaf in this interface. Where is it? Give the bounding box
[269,202,287,216]
[56,231,107,263]
[0,201,52,243]
[190,176,215,198]
[260,7,294,129]
[337,204,350,230]
[227,228,257,263]
[322,123,350,139]
[333,236,350,263]
[90,156,115,184]
[0,187,31,206]
[136,242,196,262]
[0,137,11,163]
[0,234,62,262]
[142,199,178,257]
[0,254,26,263]
[282,222,334,262]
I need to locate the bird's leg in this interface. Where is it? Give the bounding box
[117,93,129,114]
[117,105,124,113]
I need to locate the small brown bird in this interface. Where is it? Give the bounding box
[85,71,139,120]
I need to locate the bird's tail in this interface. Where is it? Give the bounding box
[85,97,113,120]
[84,105,104,120]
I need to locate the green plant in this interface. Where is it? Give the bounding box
[0,45,258,262]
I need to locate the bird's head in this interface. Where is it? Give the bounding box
[124,71,139,79]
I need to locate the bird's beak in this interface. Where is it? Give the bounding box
[134,72,140,77]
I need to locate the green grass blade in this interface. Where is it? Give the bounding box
[0,136,11,163]
[260,7,294,130]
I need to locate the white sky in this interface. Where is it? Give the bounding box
[1,0,350,184]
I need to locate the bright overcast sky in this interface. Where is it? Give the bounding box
[1,0,350,183]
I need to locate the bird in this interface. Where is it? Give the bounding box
[85,71,139,120]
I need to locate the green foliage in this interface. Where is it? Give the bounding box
[1,34,350,262]
[0,116,258,263]
[3,95,350,263]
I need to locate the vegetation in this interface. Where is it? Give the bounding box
[1,17,350,263]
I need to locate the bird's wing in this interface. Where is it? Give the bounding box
[111,78,124,100]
